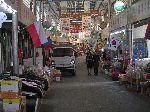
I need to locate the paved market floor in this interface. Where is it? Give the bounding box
[40,56,150,112]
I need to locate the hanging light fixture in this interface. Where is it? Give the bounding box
[114,1,125,12]
[0,12,7,28]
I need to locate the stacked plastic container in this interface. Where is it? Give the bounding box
[0,79,26,112]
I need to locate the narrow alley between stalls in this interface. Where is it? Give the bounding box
[40,56,150,112]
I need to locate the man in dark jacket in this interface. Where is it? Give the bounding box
[93,52,100,76]
[86,52,93,75]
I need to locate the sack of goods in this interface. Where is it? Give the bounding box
[51,69,62,81]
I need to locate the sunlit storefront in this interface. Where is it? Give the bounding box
[0,0,17,73]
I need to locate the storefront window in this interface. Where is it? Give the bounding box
[133,38,148,63]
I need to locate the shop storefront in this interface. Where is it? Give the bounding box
[17,0,35,66]
[0,0,17,73]
[109,9,128,60]
[110,27,127,58]
[0,0,35,73]
[129,0,150,64]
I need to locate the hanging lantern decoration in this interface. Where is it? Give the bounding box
[114,1,125,12]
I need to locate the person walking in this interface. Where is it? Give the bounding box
[93,51,100,76]
[86,52,93,75]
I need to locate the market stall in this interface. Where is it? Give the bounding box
[119,59,150,96]
[0,63,62,112]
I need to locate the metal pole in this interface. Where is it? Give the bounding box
[108,0,111,21]
[127,0,132,61]
[108,0,112,59]
[33,0,37,65]
[42,1,46,66]
[12,12,19,75]
[39,0,42,22]
[108,0,111,39]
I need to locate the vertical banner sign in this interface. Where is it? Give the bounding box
[60,1,67,13]
[60,18,70,33]
[84,1,90,13]
[82,16,91,32]
[109,34,122,51]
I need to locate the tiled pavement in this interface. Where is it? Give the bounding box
[39,56,150,112]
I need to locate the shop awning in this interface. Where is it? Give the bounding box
[0,0,17,13]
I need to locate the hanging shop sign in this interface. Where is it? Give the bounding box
[60,10,98,19]
[60,1,67,13]
[60,18,70,33]
[61,12,88,19]
[17,0,35,25]
[84,1,90,13]
[70,27,82,33]
[114,1,125,12]
[109,10,127,31]
[90,10,99,18]
[109,34,122,51]
[129,0,150,23]
[82,16,91,32]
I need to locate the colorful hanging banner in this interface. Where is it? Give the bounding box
[84,1,90,13]
[91,10,99,18]
[109,34,122,51]
[76,1,84,11]
[70,27,82,33]
[82,16,91,32]
[60,1,67,13]
[60,18,70,33]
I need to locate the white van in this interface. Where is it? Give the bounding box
[51,46,76,76]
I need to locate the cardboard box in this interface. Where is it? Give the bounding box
[1,80,22,93]
[1,92,19,99]
[3,98,22,112]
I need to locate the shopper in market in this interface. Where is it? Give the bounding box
[93,51,100,76]
[86,52,93,75]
